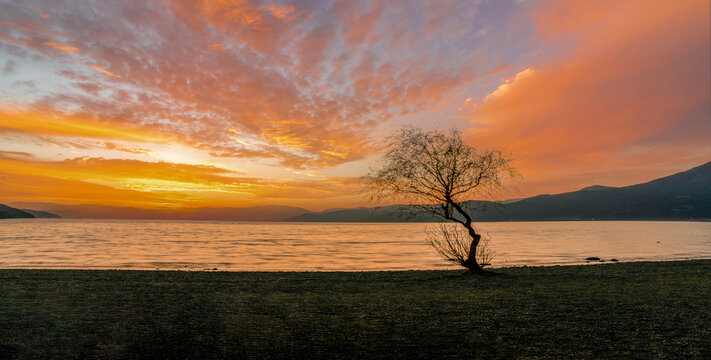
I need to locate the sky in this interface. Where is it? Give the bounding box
[0,0,709,211]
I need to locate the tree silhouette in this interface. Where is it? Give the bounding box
[365,127,516,274]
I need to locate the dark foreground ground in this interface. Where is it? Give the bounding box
[1,261,710,359]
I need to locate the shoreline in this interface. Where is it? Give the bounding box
[2,258,710,272]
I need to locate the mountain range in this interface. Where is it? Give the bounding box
[1,161,709,221]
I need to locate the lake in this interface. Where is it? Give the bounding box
[1,219,710,271]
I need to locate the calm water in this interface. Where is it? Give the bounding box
[1,220,710,271]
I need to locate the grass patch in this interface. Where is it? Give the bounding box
[1,260,710,359]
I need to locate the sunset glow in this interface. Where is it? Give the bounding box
[1,0,709,211]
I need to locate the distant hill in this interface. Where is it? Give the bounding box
[495,161,711,221]
[173,206,311,221]
[288,161,711,222]
[20,209,61,218]
[579,185,615,192]
[0,204,34,219]
[8,202,310,221]
[288,205,436,222]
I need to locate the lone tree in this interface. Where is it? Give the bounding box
[365,127,516,274]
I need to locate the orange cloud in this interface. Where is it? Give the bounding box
[264,5,296,19]
[0,155,253,207]
[0,172,173,207]
[0,155,364,209]
[90,65,121,78]
[42,41,77,53]
[0,150,34,159]
[103,142,153,156]
[206,0,260,25]
[0,110,169,143]
[468,0,710,194]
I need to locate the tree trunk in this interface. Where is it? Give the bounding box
[461,224,487,274]
[447,200,491,274]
